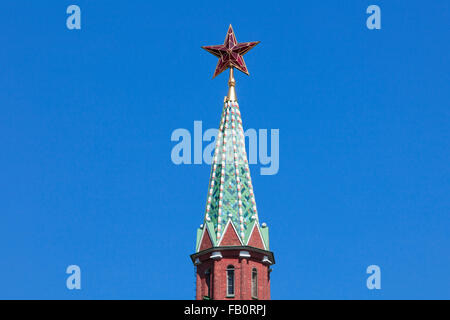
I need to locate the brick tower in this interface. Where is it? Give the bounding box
[190,25,275,300]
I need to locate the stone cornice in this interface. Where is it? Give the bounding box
[190,245,275,265]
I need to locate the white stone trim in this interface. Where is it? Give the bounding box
[239,251,251,258]
[210,251,223,260]
[262,255,272,265]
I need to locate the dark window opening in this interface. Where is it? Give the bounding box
[227,265,235,297]
[205,269,211,299]
[252,268,258,299]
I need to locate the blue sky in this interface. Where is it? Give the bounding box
[0,1,449,299]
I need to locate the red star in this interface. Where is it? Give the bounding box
[202,25,260,78]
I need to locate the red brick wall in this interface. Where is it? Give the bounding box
[247,226,265,250]
[196,260,214,299]
[195,249,271,300]
[199,229,213,251]
[219,224,242,246]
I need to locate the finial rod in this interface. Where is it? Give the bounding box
[227,67,237,102]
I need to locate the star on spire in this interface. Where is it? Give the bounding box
[202,25,260,78]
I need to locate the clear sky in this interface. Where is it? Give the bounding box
[0,1,449,299]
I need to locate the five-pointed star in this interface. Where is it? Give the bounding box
[202,25,260,78]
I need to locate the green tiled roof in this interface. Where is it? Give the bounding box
[195,100,269,252]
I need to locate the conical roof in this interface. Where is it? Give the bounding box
[195,99,269,252]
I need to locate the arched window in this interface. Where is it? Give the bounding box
[226,265,235,297]
[205,269,211,299]
[252,268,258,298]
